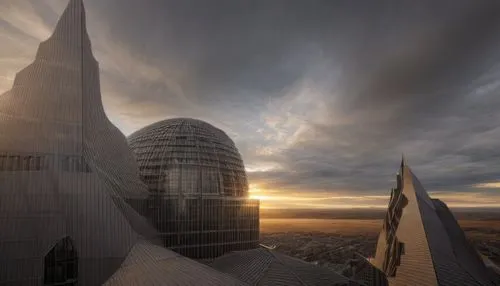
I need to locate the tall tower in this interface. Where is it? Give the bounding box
[0,2,266,284]
[0,0,147,199]
[373,159,497,285]
[0,0,156,284]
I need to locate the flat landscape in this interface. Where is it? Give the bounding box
[258,209,500,269]
[261,218,383,235]
[260,218,500,236]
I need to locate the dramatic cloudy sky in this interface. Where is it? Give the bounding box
[1,0,500,209]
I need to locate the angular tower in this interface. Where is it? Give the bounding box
[372,158,497,286]
[0,1,247,285]
[0,0,153,284]
[0,0,146,199]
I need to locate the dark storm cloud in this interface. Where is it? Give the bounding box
[3,0,500,201]
[90,0,500,112]
[105,0,500,194]
[88,0,345,101]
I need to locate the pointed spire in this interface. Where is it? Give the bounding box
[400,154,406,169]
[35,0,93,62]
[51,0,88,43]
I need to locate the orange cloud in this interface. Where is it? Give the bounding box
[249,183,500,209]
[473,182,500,188]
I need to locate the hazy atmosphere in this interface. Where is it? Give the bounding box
[2,0,500,208]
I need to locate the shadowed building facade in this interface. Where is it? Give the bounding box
[128,118,260,259]
[341,254,388,286]
[0,0,248,285]
[372,158,498,286]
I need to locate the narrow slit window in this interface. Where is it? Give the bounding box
[44,237,78,286]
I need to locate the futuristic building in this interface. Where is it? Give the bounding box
[0,0,248,285]
[211,247,360,286]
[128,118,248,196]
[372,158,498,286]
[13,0,500,285]
[341,254,388,286]
[128,118,260,258]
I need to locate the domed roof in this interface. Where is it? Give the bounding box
[128,118,248,197]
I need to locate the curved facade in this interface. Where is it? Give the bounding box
[0,1,248,285]
[128,118,248,197]
[128,118,259,259]
[0,1,149,284]
[0,1,147,200]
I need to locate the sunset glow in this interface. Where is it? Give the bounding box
[248,183,500,209]
[1,0,500,214]
[473,182,500,189]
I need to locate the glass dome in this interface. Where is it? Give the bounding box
[128,118,248,197]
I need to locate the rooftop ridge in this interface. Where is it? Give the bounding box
[403,165,434,207]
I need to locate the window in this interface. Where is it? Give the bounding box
[44,237,78,286]
[61,156,91,173]
[0,155,47,171]
[0,156,5,171]
[12,156,20,171]
[35,156,42,170]
[61,157,70,172]
[24,156,32,170]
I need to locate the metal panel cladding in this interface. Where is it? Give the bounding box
[127,118,249,197]
[0,0,163,284]
[127,118,259,259]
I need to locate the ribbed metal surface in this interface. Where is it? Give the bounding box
[128,118,259,259]
[424,198,496,286]
[136,196,260,259]
[212,247,274,285]
[0,0,237,285]
[128,118,248,196]
[0,0,141,284]
[104,240,247,286]
[346,255,388,286]
[211,248,356,286]
[373,161,497,286]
